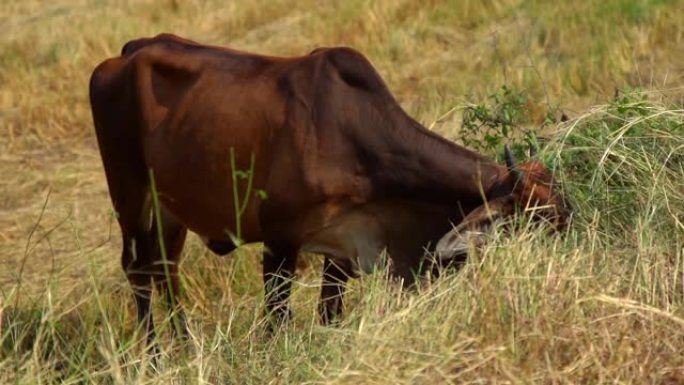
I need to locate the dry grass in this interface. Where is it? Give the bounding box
[1,0,684,383]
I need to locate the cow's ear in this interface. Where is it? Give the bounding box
[504,145,524,184]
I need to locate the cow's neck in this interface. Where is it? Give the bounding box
[370,117,513,210]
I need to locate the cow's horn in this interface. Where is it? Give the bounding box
[529,139,538,157]
[504,145,523,183]
[504,145,517,169]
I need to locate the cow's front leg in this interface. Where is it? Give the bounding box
[263,240,298,327]
[319,257,352,325]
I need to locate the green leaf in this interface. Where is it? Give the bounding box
[256,189,269,200]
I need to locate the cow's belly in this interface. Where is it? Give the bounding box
[146,140,265,243]
[300,209,386,274]
[299,200,458,276]
[159,192,237,240]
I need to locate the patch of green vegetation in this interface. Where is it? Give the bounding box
[598,0,676,24]
[460,86,683,251]
[461,85,557,167]
[554,91,684,241]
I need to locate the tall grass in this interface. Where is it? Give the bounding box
[2,96,683,383]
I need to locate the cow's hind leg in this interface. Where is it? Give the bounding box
[114,183,157,346]
[318,257,352,325]
[91,69,163,350]
[121,232,156,345]
[262,240,299,328]
[150,207,189,339]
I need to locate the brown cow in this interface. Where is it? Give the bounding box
[89,33,570,341]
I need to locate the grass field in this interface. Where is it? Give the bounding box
[1,0,684,383]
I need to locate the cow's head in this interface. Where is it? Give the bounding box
[504,145,571,230]
[434,146,572,264]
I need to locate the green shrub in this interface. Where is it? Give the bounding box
[551,91,684,243]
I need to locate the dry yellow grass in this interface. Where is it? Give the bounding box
[1,0,684,383]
